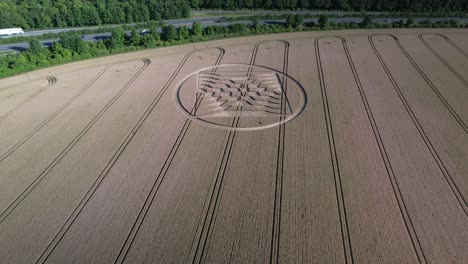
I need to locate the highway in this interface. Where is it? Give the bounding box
[1,16,466,53]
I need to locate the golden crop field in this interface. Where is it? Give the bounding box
[0,29,467,264]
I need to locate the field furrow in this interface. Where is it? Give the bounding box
[370,34,468,207]
[316,37,420,263]
[277,39,344,264]
[0,59,146,263]
[350,35,468,264]
[0,77,50,117]
[0,60,143,217]
[199,40,287,264]
[119,47,254,264]
[0,67,103,157]
[418,34,468,82]
[444,33,468,56]
[37,48,225,264]
[397,35,468,125]
[0,29,466,264]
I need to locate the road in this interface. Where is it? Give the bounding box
[1,17,466,53]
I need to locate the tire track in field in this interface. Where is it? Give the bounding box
[111,48,225,264]
[270,40,289,264]
[340,36,426,264]
[383,34,467,133]
[0,67,109,164]
[418,34,468,87]
[35,51,200,263]
[0,76,56,123]
[431,33,468,58]
[369,35,468,215]
[37,50,223,263]
[315,37,354,264]
[188,42,258,264]
[189,40,288,264]
[0,58,150,224]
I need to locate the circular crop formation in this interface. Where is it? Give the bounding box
[174,64,307,131]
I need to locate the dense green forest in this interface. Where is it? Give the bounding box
[0,0,466,29]
[193,0,468,11]
[0,0,190,29]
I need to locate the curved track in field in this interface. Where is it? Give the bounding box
[36,48,225,264]
[315,37,354,264]
[187,40,291,264]
[378,34,467,134]
[0,76,57,123]
[111,47,226,264]
[418,34,468,87]
[0,68,108,164]
[1,30,466,264]
[0,58,151,224]
[369,35,467,215]
[426,33,468,58]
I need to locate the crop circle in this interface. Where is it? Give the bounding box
[174,63,306,131]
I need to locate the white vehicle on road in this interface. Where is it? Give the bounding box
[0,28,24,37]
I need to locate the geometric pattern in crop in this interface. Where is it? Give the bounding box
[194,71,292,117]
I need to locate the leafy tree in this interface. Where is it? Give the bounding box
[204,26,217,36]
[178,26,190,40]
[191,21,203,37]
[49,42,72,60]
[228,24,250,35]
[26,39,50,66]
[60,33,89,54]
[149,26,161,42]
[80,5,102,26]
[360,15,373,28]
[262,0,273,8]
[252,17,261,31]
[28,39,46,56]
[128,28,141,46]
[178,1,191,18]
[108,28,126,49]
[295,14,305,29]
[162,25,178,41]
[406,17,415,28]
[398,20,405,28]
[141,34,157,48]
[318,15,329,28]
[103,2,126,24]
[332,0,349,9]
[191,0,201,9]
[286,15,293,28]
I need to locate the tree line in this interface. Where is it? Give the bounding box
[0,0,466,30]
[1,15,464,79]
[0,0,190,29]
[192,0,467,12]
